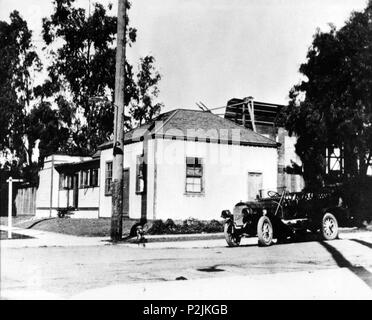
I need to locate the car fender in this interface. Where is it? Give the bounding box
[321,206,351,227]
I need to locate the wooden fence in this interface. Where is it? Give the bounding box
[0,184,36,216]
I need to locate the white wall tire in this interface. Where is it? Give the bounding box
[321,212,339,240]
[257,216,273,246]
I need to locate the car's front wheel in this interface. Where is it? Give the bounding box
[224,223,241,247]
[321,212,339,240]
[257,216,274,246]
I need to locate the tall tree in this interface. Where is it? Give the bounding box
[130,56,163,126]
[280,1,372,188]
[41,0,162,155]
[0,11,74,185]
[0,10,41,171]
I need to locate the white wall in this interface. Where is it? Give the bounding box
[53,172,100,219]
[35,158,53,218]
[99,142,147,219]
[74,186,100,219]
[98,139,277,221]
[154,139,278,220]
[35,155,91,218]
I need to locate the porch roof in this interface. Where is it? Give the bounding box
[54,158,100,173]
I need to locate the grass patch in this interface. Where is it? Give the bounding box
[0,216,224,237]
[24,217,223,237]
[27,218,139,237]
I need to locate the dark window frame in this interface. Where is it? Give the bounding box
[80,169,90,188]
[326,146,344,175]
[90,168,99,187]
[185,157,204,194]
[136,155,145,194]
[59,173,73,190]
[105,161,113,196]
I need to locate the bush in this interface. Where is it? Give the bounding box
[164,218,177,231]
[147,219,169,235]
[202,219,223,233]
[147,218,223,235]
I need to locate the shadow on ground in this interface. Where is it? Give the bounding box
[319,240,372,289]
[0,230,34,240]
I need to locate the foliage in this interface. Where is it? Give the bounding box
[40,0,162,155]
[280,1,372,188]
[24,101,71,161]
[0,11,42,183]
[147,218,224,235]
[130,56,163,126]
[1,1,163,185]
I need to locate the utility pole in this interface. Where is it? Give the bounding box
[111,0,126,241]
[6,177,23,239]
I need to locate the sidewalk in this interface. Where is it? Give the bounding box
[1,224,371,249]
[0,225,225,249]
[0,225,110,248]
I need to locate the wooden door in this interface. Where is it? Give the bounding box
[73,173,79,209]
[248,172,263,201]
[123,168,130,217]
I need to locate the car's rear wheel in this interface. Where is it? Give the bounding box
[321,212,339,240]
[257,216,274,246]
[224,223,241,247]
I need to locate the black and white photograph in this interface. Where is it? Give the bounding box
[0,0,372,304]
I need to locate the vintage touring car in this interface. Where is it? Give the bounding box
[221,186,352,247]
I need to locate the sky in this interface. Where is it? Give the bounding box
[0,0,368,113]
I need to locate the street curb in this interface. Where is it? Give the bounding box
[124,228,372,244]
[124,233,225,244]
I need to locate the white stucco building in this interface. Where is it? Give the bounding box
[35,109,278,221]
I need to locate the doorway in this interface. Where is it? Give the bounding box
[247,172,263,200]
[73,173,79,209]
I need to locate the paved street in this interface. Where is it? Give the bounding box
[1,229,372,299]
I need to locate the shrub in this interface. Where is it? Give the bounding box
[147,219,168,235]
[164,218,177,231]
[202,219,223,233]
[147,218,223,235]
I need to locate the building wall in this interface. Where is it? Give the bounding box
[35,155,91,218]
[99,139,277,221]
[36,139,279,221]
[154,139,278,220]
[99,141,150,219]
[58,186,100,219]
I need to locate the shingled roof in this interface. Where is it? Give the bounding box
[98,109,278,150]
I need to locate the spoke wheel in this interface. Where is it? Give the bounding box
[257,216,273,246]
[224,223,241,247]
[321,212,339,240]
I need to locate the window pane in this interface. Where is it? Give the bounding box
[90,169,98,187]
[80,170,89,187]
[136,155,144,193]
[193,182,201,193]
[105,162,113,194]
[186,167,202,177]
[186,177,202,193]
[185,157,203,193]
